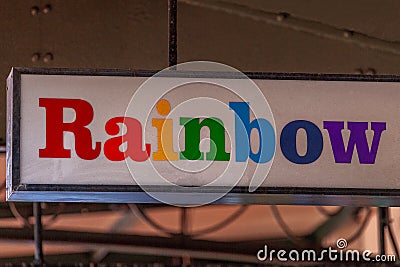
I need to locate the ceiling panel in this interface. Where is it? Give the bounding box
[179,1,400,73]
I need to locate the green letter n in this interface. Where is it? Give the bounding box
[179,117,230,161]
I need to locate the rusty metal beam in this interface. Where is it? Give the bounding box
[0,227,293,258]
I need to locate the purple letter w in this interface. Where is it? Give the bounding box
[323,121,386,164]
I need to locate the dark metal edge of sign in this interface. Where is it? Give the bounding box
[11,67,400,81]
[11,184,400,196]
[7,68,21,199]
[7,191,400,206]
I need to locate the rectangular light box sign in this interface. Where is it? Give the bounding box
[6,67,400,205]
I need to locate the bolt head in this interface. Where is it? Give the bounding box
[30,6,39,16]
[43,53,53,63]
[276,13,289,22]
[31,53,40,62]
[343,30,353,38]
[43,4,52,14]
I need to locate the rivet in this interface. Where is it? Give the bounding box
[30,6,39,16]
[276,12,289,22]
[43,52,54,63]
[31,53,40,62]
[343,30,353,38]
[43,4,52,14]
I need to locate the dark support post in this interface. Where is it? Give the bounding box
[168,1,186,263]
[378,207,400,260]
[180,208,189,236]
[168,0,178,68]
[180,207,191,266]
[33,202,44,265]
[378,207,387,255]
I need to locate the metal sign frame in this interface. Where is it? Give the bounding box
[7,67,400,206]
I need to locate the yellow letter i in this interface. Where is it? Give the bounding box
[152,99,178,161]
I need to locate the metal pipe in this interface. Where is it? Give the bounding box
[306,207,362,247]
[179,0,400,57]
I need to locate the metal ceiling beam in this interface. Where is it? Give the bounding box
[0,227,295,261]
[0,203,164,219]
[0,252,170,265]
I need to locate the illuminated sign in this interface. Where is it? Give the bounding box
[6,65,400,206]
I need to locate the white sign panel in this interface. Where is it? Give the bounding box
[6,67,400,205]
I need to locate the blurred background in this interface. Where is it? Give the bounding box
[1,0,400,265]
